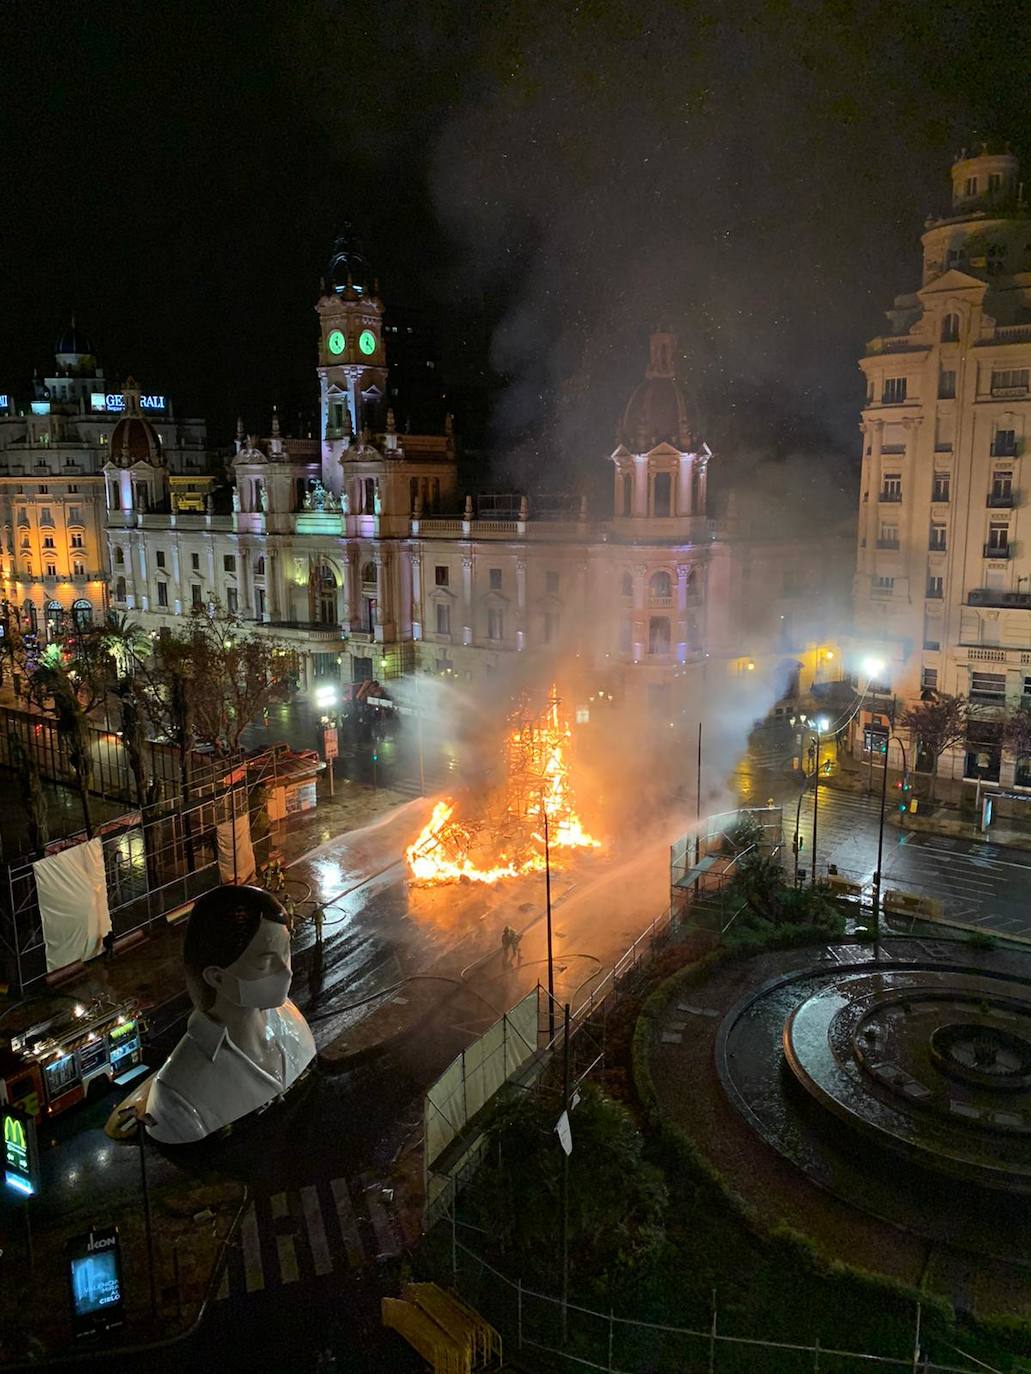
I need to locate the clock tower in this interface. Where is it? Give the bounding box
[316,226,388,491]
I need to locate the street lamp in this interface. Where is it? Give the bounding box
[541,800,556,1041]
[871,697,908,960]
[789,713,809,884]
[117,1105,158,1321]
[810,716,830,888]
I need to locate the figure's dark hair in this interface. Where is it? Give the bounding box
[183,885,289,1009]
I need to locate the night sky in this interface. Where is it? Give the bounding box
[3,2,1028,510]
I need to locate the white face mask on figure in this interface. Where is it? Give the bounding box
[219,966,293,1010]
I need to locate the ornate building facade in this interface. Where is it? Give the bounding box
[854,145,1031,784]
[0,326,215,635]
[105,241,844,716]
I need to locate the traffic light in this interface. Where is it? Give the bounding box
[897,773,912,813]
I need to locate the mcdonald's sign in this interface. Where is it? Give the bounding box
[2,1104,37,1197]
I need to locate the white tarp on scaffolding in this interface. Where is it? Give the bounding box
[215,813,256,884]
[33,838,111,972]
[424,986,538,1167]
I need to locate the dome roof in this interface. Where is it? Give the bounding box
[110,379,161,466]
[54,320,94,359]
[619,329,696,451]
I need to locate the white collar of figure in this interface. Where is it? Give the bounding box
[185,1010,231,1063]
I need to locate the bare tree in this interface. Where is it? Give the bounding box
[900,692,968,802]
[1003,703,1031,779]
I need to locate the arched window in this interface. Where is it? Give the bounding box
[410,478,419,512]
[45,600,62,640]
[361,561,376,586]
[648,616,671,656]
[72,598,92,632]
[255,556,265,577]
[115,576,127,601]
[649,570,672,602]
[114,546,125,565]
[22,600,37,635]
[653,471,672,517]
[942,312,960,343]
[620,571,633,598]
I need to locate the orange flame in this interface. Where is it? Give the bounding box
[406,690,599,886]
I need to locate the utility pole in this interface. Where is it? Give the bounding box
[560,1002,571,1343]
[543,803,555,1041]
[120,1107,157,1321]
[695,721,703,866]
[871,696,897,960]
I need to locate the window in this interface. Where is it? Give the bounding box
[991,471,1013,503]
[361,561,376,585]
[115,576,126,601]
[223,554,236,573]
[255,556,265,576]
[882,377,908,404]
[313,652,336,678]
[70,533,83,549]
[932,472,951,502]
[989,172,1002,194]
[68,485,78,495]
[992,369,1030,394]
[45,563,56,578]
[922,668,939,691]
[114,546,125,566]
[929,524,947,550]
[489,568,502,591]
[487,607,504,640]
[38,486,48,495]
[434,565,449,587]
[108,483,120,510]
[927,575,943,599]
[653,471,672,516]
[191,584,202,608]
[435,602,451,636]
[71,599,91,631]
[226,587,239,614]
[40,508,52,524]
[649,570,673,600]
[877,523,898,548]
[881,474,902,500]
[964,176,978,197]
[941,313,960,342]
[971,670,1006,701]
[1024,674,1031,700]
[42,536,54,550]
[72,561,84,577]
[544,611,558,644]
[987,522,1010,552]
[156,550,166,568]
[191,552,200,571]
[317,565,336,624]
[157,582,168,608]
[648,616,671,655]
[256,588,266,618]
[873,575,895,593]
[938,369,956,399]
[68,506,81,525]
[545,571,560,595]
[620,571,633,598]
[993,429,1018,456]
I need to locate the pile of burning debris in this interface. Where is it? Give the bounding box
[405,690,600,885]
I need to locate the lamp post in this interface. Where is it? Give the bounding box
[118,1106,158,1321]
[871,696,908,960]
[789,713,809,884]
[810,716,829,888]
[542,801,555,1041]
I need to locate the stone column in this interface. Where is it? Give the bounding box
[409,551,423,639]
[462,551,474,646]
[676,563,690,656]
[137,542,149,612]
[268,550,281,620]
[240,548,252,617]
[678,454,692,516]
[373,551,386,630]
[633,455,648,517]
[632,562,646,661]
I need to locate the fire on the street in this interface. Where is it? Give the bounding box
[405,691,600,885]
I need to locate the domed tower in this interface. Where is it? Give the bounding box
[105,379,169,517]
[611,327,712,521]
[949,144,1019,212]
[109,379,163,468]
[54,318,97,376]
[315,226,387,495]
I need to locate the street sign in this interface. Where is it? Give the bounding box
[2,1104,38,1197]
[555,1109,572,1156]
[322,725,338,760]
[67,1226,124,1338]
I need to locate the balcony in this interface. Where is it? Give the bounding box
[969,588,1031,609]
[878,491,902,503]
[875,539,900,550]
[648,595,674,608]
[984,543,1012,559]
[880,444,907,455]
[992,385,1029,399]
[987,492,1016,508]
[928,542,947,553]
[969,691,1007,705]
[991,442,1021,458]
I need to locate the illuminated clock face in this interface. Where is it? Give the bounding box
[358,329,377,356]
[327,329,346,356]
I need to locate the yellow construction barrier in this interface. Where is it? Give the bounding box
[383,1282,502,1373]
[826,874,863,900]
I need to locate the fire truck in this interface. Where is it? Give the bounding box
[0,999,146,1121]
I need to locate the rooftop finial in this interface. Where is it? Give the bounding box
[271,405,281,438]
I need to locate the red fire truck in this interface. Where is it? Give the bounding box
[0,999,146,1121]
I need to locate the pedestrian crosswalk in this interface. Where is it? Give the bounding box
[214,1175,403,1301]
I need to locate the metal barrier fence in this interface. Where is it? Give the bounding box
[440,1238,986,1374]
[0,748,294,992]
